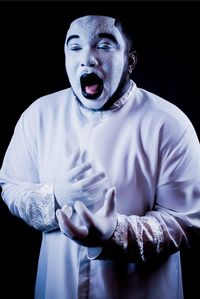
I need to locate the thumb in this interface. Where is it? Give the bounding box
[105,187,117,217]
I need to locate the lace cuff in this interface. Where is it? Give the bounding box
[16,181,59,232]
[99,214,164,262]
[112,214,129,251]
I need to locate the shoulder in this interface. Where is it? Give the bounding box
[15,88,74,135]
[135,87,192,137]
[139,88,189,124]
[24,88,72,116]
[127,85,199,155]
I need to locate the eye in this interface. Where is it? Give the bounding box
[68,44,82,51]
[97,42,115,51]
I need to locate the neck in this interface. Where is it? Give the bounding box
[101,78,130,111]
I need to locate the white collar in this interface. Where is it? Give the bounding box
[108,80,136,112]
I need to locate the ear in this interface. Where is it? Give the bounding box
[128,51,137,74]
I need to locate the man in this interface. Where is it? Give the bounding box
[1,14,200,299]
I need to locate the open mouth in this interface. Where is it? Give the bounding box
[80,73,103,99]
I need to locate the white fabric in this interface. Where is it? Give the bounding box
[1,80,200,299]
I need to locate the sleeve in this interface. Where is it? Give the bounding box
[88,122,200,262]
[0,109,59,232]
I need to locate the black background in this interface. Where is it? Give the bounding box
[0,1,200,298]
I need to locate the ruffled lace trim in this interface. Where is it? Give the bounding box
[112,214,164,261]
[16,181,58,232]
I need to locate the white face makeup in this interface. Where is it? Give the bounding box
[65,15,130,110]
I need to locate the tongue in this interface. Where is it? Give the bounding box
[85,84,99,94]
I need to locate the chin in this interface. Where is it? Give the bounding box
[79,95,108,110]
[72,87,110,111]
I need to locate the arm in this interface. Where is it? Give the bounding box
[56,123,200,261]
[0,110,108,232]
[1,181,58,232]
[0,111,59,232]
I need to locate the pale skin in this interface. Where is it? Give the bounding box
[56,15,136,247]
[64,15,136,110]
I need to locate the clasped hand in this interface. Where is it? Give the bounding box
[56,187,117,247]
[54,149,108,207]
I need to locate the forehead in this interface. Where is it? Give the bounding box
[66,15,124,41]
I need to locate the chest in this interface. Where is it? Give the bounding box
[38,112,159,215]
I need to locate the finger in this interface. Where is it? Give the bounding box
[62,205,73,218]
[74,201,96,228]
[77,150,90,180]
[67,148,81,171]
[80,150,87,162]
[105,187,117,217]
[56,208,88,239]
[73,171,106,190]
[80,183,108,200]
[67,162,92,182]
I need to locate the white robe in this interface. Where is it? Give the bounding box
[1,81,200,299]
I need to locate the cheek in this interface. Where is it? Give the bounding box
[65,60,78,85]
[65,60,73,75]
[65,54,77,73]
[104,55,126,84]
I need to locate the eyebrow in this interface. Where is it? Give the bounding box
[66,35,80,45]
[98,33,118,44]
[66,33,118,46]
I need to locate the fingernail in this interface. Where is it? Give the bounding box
[74,200,82,209]
[62,205,72,218]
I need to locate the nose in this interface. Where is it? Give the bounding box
[81,49,99,67]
